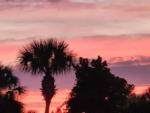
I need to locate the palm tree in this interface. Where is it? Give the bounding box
[18,39,74,113]
[0,64,25,97]
[0,64,18,90]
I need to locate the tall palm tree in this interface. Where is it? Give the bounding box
[18,39,74,113]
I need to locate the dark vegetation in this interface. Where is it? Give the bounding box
[124,88,150,113]
[0,65,25,113]
[66,57,134,113]
[0,38,150,113]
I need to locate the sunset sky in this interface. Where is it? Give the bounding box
[0,0,150,113]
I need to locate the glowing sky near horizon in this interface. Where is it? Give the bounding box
[0,1,150,113]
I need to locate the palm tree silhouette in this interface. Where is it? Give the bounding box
[0,64,18,89]
[0,64,25,98]
[18,39,74,113]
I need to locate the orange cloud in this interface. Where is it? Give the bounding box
[66,36,150,59]
[133,85,149,95]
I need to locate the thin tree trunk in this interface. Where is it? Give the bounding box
[45,100,51,113]
[42,72,56,113]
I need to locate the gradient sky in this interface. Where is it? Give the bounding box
[0,0,150,113]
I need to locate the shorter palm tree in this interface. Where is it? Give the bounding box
[0,64,25,98]
[0,64,25,113]
[0,64,18,89]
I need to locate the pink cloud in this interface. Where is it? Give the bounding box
[0,35,150,64]
[66,35,150,59]
[0,2,150,38]
[0,42,22,65]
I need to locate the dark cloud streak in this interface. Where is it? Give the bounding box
[110,56,150,86]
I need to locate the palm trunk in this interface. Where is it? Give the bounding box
[45,100,51,113]
[42,72,56,113]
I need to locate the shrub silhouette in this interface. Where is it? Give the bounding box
[0,95,24,113]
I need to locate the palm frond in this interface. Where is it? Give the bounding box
[13,86,26,95]
[18,38,75,75]
[0,65,19,89]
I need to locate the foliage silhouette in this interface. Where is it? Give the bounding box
[18,39,74,113]
[27,110,37,113]
[0,64,24,113]
[66,56,134,113]
[0,64,18,89]
[125,88,150,113]
[0,95,24,113]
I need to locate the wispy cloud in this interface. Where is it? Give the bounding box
[110,56,150,66]
[0,0,150,38]
[0,34,150,65]
[110,56,150,86]
[0,0,149,4]
[0,37,46,43]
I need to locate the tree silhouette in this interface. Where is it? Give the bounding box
[66,56,134,113]
[0,64,25,98]
[141,87,150,101]
[0,64,25,113]
[0,64,18,89]
[18,39,74,113]
[125,88,150,113]
[0,95,24,113]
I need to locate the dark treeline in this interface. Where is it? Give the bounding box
[0,38,150,113]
